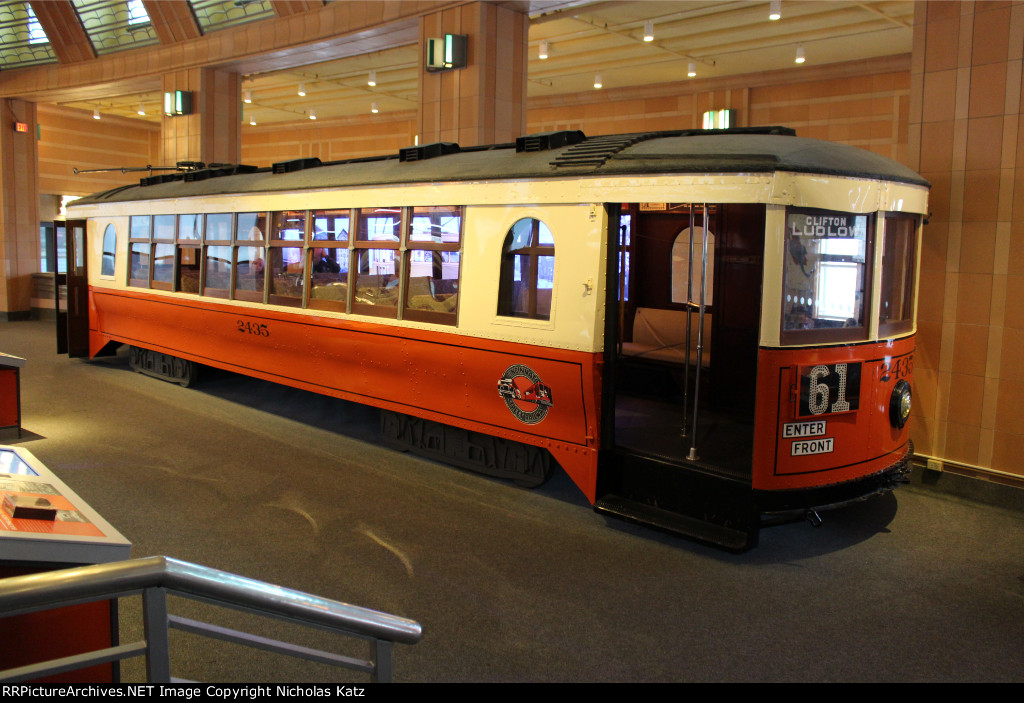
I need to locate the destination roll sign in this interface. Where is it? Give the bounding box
[786,208,866,239]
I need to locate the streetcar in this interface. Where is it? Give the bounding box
[61,127,928,551]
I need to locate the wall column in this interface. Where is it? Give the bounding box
[909,1,1024,478]
[161,68,241,167]
[418,2,528,146]
[0,99,40,319]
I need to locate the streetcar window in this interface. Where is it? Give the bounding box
[153,243,174,289]
[352,208,401,318]
[404,206,462,324]
[237,212,265,241]
[358,208,401,242]
[353,248,398,316]
[234,244,266,300]
[498,218,554,321]
[128,215,151,287]
[178,247,200,293]
[206,213,232,242]
[204,245,232,298]
[672,225,715,306]
[618,214,630,301]
[178,214,200,240]
[154,215,175,240]
[781,207,872,344]
[878,214,918,336]
[308,209,351,312]
[101,224,116,277]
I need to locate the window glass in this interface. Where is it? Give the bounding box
[498,218,554,320]
[617,213,631,301]
[271,211,305,241]
[268,247,304,306]
[204,245,232,295]
[410,206,461,243]
[358,208,401,242]
[129,242,150,285]
[130,215,151,241]
[153,243,174,286]
[878,214,918,335]
[312,209,350,242]
[178,247,201,293]
[782,207,871,343]
[101,224,116,276]
[234,244,266,295]
[153,215,175,240]
[237,212,265,241]
[178,214,200,240]
[354,248,399,314]
[671,225,714,305]
[206,213,233,242]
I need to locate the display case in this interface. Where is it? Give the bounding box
[0,445,131,682]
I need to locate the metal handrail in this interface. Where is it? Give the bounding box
[0,555,422,683]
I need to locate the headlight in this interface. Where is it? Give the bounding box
[889,379,911,429]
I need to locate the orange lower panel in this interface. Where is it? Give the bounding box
[752,336,915,491]
[90,289,602,501]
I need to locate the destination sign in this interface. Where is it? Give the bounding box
[786,208,867,239]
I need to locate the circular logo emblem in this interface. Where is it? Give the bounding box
[498,364,553,425]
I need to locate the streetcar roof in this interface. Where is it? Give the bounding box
[72,128,929,206]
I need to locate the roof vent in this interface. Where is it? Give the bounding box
[140,173,184,187]
[272,157,322,174]
[515,130,586,153]
[399,142,461,162]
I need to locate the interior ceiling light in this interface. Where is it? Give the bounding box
[539,40,549,59]
[137,103,145,116]
[770,1,782,21]
[643,20,654,42]
[368,71,376,87]
[243,90,252,104]
[688,62,697,77]
[795,45,805,64]
[92,108,100,120]
[249,115,256,126]
[594,73,602,89]
[309,108,316,120]
[371,102,379,114]
[298,83,306,97]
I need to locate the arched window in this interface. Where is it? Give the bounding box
[671,226,714,306]
[497,218,554,320]
[101,224,116,277]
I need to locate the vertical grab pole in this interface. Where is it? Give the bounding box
[688,204,710,461]
[681,204,695,436]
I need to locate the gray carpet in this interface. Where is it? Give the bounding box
[2,319,1022,682]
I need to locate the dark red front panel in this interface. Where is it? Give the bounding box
[752,336,914,491]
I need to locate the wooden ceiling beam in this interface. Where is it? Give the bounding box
[143,0,202,44]
[28,0,95,64]
[272,1,326,18]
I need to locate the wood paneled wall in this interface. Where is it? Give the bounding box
[909,1,1024,481]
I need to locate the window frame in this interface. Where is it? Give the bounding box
[497,217,555,322]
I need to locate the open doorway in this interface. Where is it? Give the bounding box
[607,203,765,479]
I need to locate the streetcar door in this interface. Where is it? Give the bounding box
[64,219,90,358]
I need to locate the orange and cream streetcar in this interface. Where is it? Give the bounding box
[62,127,928,551]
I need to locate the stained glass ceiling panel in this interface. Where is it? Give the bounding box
[71,0,158,55]
[189,0,274,34]
[0,2,56,69]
